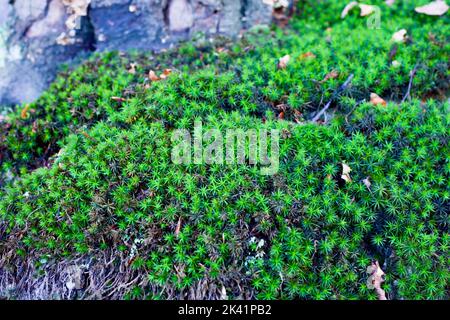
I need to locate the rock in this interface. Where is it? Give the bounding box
[0,0,94,106]
[0,0,278,106]
[168,0,194,32]
[90,0,165,51]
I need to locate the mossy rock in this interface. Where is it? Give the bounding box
[0,1,449,300]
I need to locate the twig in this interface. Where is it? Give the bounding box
[401,64,418,103]
[311,74,354,122]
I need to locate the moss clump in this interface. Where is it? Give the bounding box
[0,1,449,300]
[1,100,449,299]
[1,1,448,181]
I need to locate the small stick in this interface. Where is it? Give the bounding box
[401,64,418,103]
[311,74,354,122]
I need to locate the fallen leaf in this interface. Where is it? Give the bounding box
[341,1,359,18]
[159,68,172,79]
[363,177,372,190]
[278,54,291,69]
[341,163,352,183]
[111,96,126,102]
[175,217,182,237]
[128,63,137,74]
[278,111,285,119]
[300,52,316,59]
[359,4,376,16]
[370,93,387,106]
[21,104,30,119]
[320,70,339,83]
[366,261,387,300]
[415,1,449,16]
[391,29,407,43]
[149,70,160,81]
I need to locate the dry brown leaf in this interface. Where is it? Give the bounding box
[278,54,291,69]
[20,104,30,119]
[341,1,359,18]
[341,163,352,183]
[366,261,387,300]
[159,68,173,79]
[415,1,449,16]
[149,70,160,81]
[370,93,387,106]
[300,52,316,59]
[321,70,339,83]
[359,4,376,16]
[391,29,407,43]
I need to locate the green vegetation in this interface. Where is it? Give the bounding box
[0,1,449,299]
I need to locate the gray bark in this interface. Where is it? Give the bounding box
[0,0,276,106]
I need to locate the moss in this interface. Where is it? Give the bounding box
[0,1,449,299]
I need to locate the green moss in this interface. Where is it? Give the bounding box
[0,1,449,300]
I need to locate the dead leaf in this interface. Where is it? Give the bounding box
[278,54,291,69]
[370,93,387,106]
[159,68,172,79]
[363,177,372,190]
[300,52,316,59]
[391,29,407,43]
[128,63,137,74]
[20,104,30,119]
[111,96,126,102]
[175,217,182,237]
[366,261,387,300]
[320,70,339,83]
[359,4,376,16]
[149,70,160,81]
[341,163,352,183]
[415,1,449,16]
[278,111,285,119]
[341,1,359,18]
